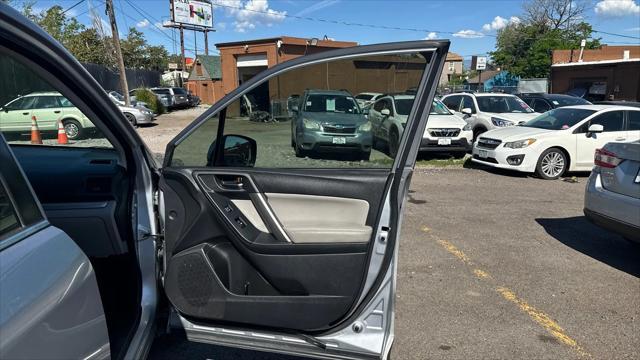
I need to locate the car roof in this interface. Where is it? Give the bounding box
[558,104,640,111]
[305,89,351,96]
[386,94,415,100]
[473,93,516,97]
[357,92,383,96]
[23,91,62,97]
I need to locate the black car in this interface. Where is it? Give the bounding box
[593,100,640,108]
[516,93,591,113]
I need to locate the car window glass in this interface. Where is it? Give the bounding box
[0,181,20,238]
[523,108,596,130]
[533,99,551,113]
[628,111,640,131]
[589,111,624,132]
[153,89,171,95]
[170,52,429,168]
[442,95,461,111]
[356,94,373,101]
[396,98,416,115]
[462,96,475,112]
[1,53,113,148]
[34,96,60,109]
[476,96,533,113]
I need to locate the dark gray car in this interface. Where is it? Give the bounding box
[291,89,372,160]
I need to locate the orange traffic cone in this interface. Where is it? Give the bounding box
[30,115,42,144]
[57,120,68,144]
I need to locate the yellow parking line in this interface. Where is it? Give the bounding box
[421,226,591,358]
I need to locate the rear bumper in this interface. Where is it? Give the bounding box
[584,208,640,242]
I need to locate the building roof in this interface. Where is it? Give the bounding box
[216,36,357,49]
[195,55,221,79]
[551,58,640,67]
[552,45,640,65]
[465,70,501,84]
[446,52,463,61]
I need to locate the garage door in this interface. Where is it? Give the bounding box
[237,54,268,67]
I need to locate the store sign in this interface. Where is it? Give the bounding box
[171,0,213,28]
[168,63,178,70]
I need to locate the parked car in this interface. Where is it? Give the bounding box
[0,5,451,359]
[130,87,172,109]
[0,91,95,140]
[516,93,592,113]
[187,90,201,107]
[151,87,189,109]
[107,90,149,109]
[441,92,538,140]
[368,95,472,157]
[115,103,155,127]
[584,140,640,243]
[471,105,640,179]
[291,89,372,160]
[354,92,383,108]
[594,100,640,108]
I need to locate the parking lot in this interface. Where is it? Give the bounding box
[142,109,639,360]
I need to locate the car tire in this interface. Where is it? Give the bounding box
[453,151,467,159]
[473,127,486,142]
[535,148,567,180]
[294,141,307,158]
[124,112,137,127]
[360,151,371,161]
[388,128,400,158]
[63,119,84,140]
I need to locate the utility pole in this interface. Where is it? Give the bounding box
[204,30,209,55]
[105,0,130,105]
[179,26,185,87]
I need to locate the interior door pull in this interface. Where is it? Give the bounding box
[220,179,244,189]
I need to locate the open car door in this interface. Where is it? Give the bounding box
[159,41,449,359]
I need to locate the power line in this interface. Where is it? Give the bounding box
[62,0,86,15]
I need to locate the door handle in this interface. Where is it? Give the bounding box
[615,137,626,141]
[54,110,61,114]
[22,112,29,115]
[220,180,244,189]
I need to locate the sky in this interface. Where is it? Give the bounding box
[14,0,640,61]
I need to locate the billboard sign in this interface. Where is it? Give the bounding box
[171,0,213,28]
[471,56,487,71]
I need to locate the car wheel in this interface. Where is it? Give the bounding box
[453,151,467,159]
[124,112,137,127]
[535,148,567,180]
[473,127,486,142]
[294,141,307,158]
[360,151,371,161]
[388,129,399,158]
[63,119,84,140]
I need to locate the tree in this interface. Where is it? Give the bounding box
[490,0,600,78]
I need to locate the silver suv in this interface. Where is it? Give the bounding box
[441,92,538,140]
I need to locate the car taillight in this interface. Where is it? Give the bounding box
[594,148,622,168]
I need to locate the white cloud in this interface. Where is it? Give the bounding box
[425,32,438,40]
[626,26,640,31]
[217,22,227,30]
[595,0,640,17]
[453,29,484,38]
[295,0,340,16]
[136,19,150,28]
[216,0,286,32]
[482,15,520,32]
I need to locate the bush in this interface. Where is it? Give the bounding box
[134,88,165,115]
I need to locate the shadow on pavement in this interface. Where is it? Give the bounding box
[536,216,640,278]
[149,331,308,360]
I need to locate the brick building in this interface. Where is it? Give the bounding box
[551,45,640,101]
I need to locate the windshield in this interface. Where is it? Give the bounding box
[430,99,452,115]
[548,96,591,107]
[477,96,533,113]
[522,108,596,130]
[303,94,360,114]
[110,91,124,101]
[172,87,187,95]
[153,88,171,95]
[356,94,374,100]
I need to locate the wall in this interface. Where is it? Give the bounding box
[551,61,640,101]
[552,46,640,64]
[439,60,463,85]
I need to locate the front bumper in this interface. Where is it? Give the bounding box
[298,130,372,153]
[135,112,155,125]
[471,143,538,173]
[584,171,640,242]
[419,138,472,152]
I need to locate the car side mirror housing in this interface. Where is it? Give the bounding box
[461,108,472,115]
[587,124,604,136]
[291,104,299,112]
[207,134,257,167]
[381,108,390,116]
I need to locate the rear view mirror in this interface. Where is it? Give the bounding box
[207,134,257,167]
[587,124,604,136]
[381,108,390,116]
[461,108,472,115]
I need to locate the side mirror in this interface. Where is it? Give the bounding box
[207,134,257,167]
[291,104,299,112]
[587,124,604,137]
[381,108,390,116]
[461,108,473,115]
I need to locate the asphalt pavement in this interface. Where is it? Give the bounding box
[148,163,639,359]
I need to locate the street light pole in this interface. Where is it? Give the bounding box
[105,0,130,105]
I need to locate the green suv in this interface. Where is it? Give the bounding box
[0,92,94,139]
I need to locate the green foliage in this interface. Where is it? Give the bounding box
[490,0,600,78]
[134,88,165,115]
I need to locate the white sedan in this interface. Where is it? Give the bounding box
[471,105,640,179]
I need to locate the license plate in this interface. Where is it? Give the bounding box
[437,138,452,145]
[332,137,346,144]
[478,149,488,158]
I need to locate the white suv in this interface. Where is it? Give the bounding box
[368,95,472,157]
[441,92,538,140]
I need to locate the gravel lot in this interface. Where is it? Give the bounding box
[139,110,639,359]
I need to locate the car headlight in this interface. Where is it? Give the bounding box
[491,117,514,127]
[359,121,372,131]
[504,138,536,149]
[303,118,321,130]
[463,123,472,131]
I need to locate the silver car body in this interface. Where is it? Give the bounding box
[118,104,155,125]
[584,140,640,242]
